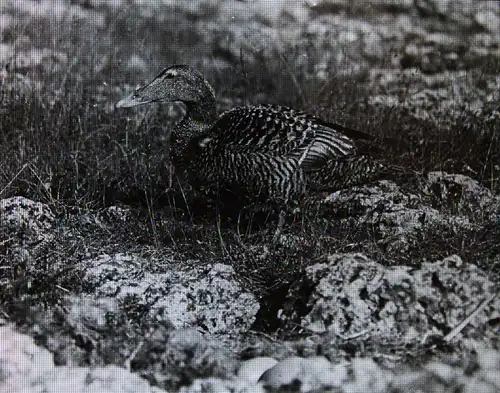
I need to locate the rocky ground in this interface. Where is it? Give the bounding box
[0,0,499,392]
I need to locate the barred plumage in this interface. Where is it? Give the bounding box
[116,65,382,204]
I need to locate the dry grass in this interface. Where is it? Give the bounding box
[0,3,498,334]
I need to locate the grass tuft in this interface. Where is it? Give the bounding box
[0,2,498,337]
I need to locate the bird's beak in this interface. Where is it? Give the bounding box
[115,91,153,108]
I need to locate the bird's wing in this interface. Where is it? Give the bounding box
[210,104,363,170]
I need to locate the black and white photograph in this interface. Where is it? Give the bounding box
[0,0,499,392]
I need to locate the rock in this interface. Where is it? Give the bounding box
[0,325,162,393]
[425,171,500,218]
[161,328,237,380]
[323,180,472,253]
[83,253,259,334]
[98,205,133,224]
[393,350,500,393]
[0,196,55,243]
[0,324,55,393]
[321,173,499,255]
[259,355,347,392]
[343,358,391,392]
[237,357,278,383]
[280,253,500,344]
[178,377,265,393]
[0,196,56,262]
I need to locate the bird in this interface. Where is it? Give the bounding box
[116,65,386,211]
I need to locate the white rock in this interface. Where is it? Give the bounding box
[259,356,346,391]
[237,357,278,383]
[0,325,162,393]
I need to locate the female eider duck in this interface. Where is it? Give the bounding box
[116,65,382,205]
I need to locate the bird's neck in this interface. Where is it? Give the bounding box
[181,101,217,135]
[170,101,217,167]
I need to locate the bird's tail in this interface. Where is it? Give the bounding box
[308,155,417,191]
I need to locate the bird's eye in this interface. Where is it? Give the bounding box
[157,69,177,79]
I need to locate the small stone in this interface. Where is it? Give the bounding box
[237,357,278,383]
[259,356,346,391]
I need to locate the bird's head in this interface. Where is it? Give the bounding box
[116,65,216,111]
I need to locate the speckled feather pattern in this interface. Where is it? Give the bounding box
[117,65,383,204]
[212,105,357,164]
[183,104,362,202]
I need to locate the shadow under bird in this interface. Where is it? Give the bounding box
[116,65,385,208]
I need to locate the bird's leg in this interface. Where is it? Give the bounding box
[163,162,176,193]
[236,207,253,239]
[168,162,175,190]
[272,209,287,243]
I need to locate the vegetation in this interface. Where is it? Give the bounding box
[0,3,498,334]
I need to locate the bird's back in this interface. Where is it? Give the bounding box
[210,104,361,169]
[184,104,374,203]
